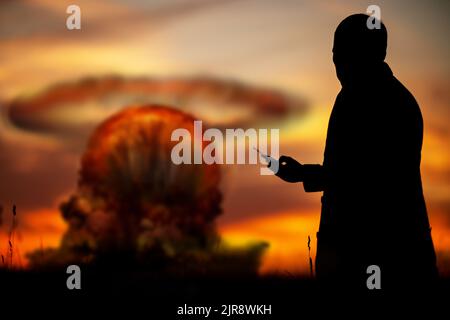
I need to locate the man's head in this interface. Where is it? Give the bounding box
[333,14,387,85]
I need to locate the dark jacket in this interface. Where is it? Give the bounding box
[303,63,438,288]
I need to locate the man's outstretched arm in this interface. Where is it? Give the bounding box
[274,156,325,192]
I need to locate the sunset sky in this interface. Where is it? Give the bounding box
[0,0,449,275]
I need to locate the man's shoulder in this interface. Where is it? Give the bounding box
[389,76,419,106]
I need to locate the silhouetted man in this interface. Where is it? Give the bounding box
[275,14,438,289]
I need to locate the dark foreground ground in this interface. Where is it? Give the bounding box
[0,268,448,318]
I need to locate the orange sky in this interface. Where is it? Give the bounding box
[0,0,449,275]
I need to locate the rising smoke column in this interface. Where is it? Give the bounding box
[53,106,222,264]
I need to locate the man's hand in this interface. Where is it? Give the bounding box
[274,155,304,183]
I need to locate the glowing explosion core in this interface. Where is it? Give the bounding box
[31,106,236,269]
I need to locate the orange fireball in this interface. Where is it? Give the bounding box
[41,106,223,264]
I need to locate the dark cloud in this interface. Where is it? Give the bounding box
[0,138,78,214]
[0,1,62,40]
[0,0,245,42]
[7,75,306,146]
